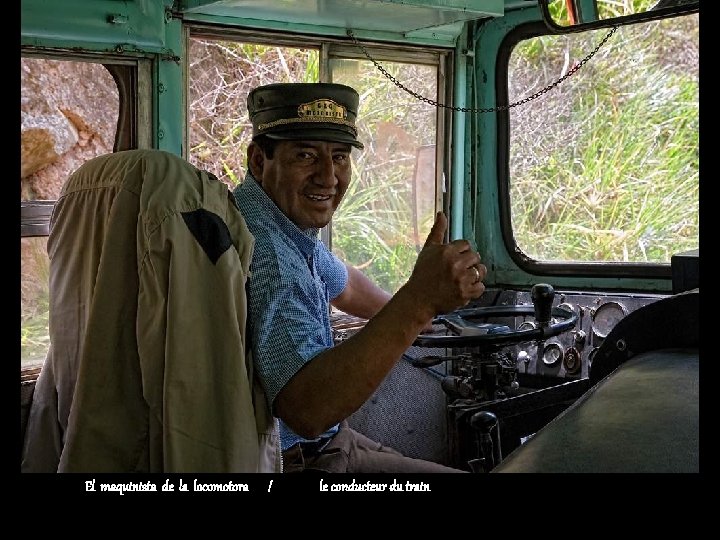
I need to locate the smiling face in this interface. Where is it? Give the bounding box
[248,139,353,230]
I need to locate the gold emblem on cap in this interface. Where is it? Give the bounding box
[257,97,357,135]
[297,99,347,120]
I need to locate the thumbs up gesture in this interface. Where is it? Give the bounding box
[408,212,486,316]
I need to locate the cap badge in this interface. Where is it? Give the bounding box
[298,99,347,120]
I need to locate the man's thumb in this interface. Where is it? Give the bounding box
[424,211,447,246]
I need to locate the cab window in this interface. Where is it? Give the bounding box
[507,14,698,265]
[21,57,121,371]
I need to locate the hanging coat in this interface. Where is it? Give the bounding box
[21,149,281,473]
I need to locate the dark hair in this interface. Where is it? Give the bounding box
[254,135,278,159]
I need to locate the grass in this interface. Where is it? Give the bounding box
[509,15,698,262]
[21,237,50,366]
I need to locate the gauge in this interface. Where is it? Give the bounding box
[591,301,628,338]
[518,321,538,331]
[563,347,582,375]
[542,342,563,367]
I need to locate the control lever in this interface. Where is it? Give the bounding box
[531,283,555,327]
[405,354,466,369]
[469,411,500,473]
[437,314,511,336]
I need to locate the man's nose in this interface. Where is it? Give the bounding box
[313,153,337,187]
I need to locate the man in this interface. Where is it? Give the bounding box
[234,82,487,473]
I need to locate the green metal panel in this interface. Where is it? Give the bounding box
[21,0,174,53]
[155,16,184,155]
[178,0,504,42]
[449,26,469,241]
[181,0,505,9]
[576,0,599,23]
[182,12,463,46]
[20,0,532,50]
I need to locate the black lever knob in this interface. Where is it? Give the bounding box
[531,283,555,326]
[470,411,498,472]
[470,410,498,433]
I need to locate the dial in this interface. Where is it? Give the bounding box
[563,346,582,375]
[591,301,628,338]
[542,342,564,367]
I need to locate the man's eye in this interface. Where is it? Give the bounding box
[334,154,349,163]
[298,151,316,160]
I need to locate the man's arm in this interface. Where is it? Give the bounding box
[331,263,392,319]
[275,212,487,439]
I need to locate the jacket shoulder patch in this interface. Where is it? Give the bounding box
[181,209,232,264]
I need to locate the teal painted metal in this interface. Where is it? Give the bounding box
[181,0,505,10]
[179,0,504,44]
[156,15,184,155]
[21,0,174,53]
[576,0,600,23]
[450,25,468,242]
[182,12,461,47]
[469,6,671,292]
[364,0,502,9]
[19,0,528,51]
[471,10,516,275]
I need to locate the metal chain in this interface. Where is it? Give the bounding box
[346,26,618,113]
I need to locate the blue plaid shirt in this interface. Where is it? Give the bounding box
[233,174,348,451]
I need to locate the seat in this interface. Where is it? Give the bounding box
[21,149,280,473]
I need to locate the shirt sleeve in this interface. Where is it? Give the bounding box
[316,242,348,301]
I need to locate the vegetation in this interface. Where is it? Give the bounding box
[508,14,698,262]
[20,238,50,366]
[330,61,437,293]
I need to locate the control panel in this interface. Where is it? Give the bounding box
[486,288,665,380]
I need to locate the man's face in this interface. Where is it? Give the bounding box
[249,140,353,230]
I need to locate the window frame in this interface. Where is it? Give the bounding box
[20,51,151,377]
[494,18,697,280]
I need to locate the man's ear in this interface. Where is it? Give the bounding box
[247,143,265,179]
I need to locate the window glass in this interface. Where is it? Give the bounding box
[21,237,50,369]
[20,58,119,369]
[331,59,438,293]
[21,58,119,201]
[187,37,318,186]
[507,14,698,263]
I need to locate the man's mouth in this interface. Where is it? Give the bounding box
[305,193,333,202]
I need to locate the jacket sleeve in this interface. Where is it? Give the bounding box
[136,167,264,472]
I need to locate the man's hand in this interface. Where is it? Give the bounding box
[406,212,487,317]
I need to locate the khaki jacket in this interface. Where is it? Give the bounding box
[21,149,281,473]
